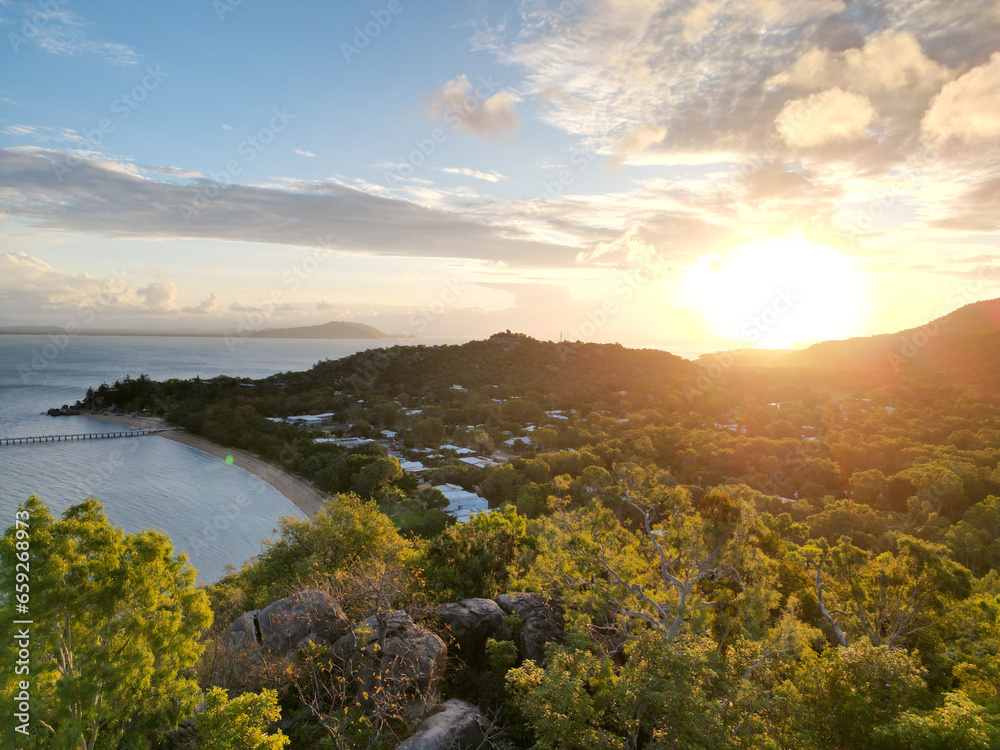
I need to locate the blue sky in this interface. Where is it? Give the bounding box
[1,0,999,350]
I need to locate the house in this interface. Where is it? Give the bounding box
[440,444,476,456]
[380,429,398,438]
[400,460,429,475]
[433,483,489,523]
[458,456,498,469]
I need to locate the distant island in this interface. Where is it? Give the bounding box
[0,320,389,339]
[248,320,388,339]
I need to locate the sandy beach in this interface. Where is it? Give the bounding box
[82,412,327,519]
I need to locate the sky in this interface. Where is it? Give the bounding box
[1,0,998,352]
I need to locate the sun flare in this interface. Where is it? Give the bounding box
[673,237,868,348]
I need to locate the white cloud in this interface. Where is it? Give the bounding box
[137,280,177,311]
[428,75,520,140]
[922,52,1000,143]
[437,167,507,182]
[222,124,232,131]
[768,31,951,95]
[0,148,579,267]
[611,122,667,171]
[9,4,138,66]
[775,88,874,148]
[2,124,87,144]
[294,149,316,157]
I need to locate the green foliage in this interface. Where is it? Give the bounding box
[507,647,624,750]
[507,633,730,750]
[873,692,1000,750]
[232,493,408,612]
[0,496,212,750]
[197,688,290,750]
[422,505,529,600]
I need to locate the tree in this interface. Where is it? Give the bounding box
[422,506,528,600]
[241,494,408,610]
[523,473,773,643]
[873,692,1000,750]
[197,688,290,750]
[0,496,212,750]
[801,536,972,649]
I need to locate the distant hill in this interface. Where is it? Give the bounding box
[307,331,695,398]
[249,320,388,339]
[696,298,1000,393]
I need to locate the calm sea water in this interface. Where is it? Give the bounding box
[0,334,462,582]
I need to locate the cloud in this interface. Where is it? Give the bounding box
[428,75,520,140]
[774,88,874,148]
[611,123,667,171]
[136,280,177,311]
[8,4,138,66]
[922,52,1000,143]
[437,167,507,182]
[222,125,232,131]
[142,165,206,179]
[2,124,88,144]
[0,148,579,268]
[294,149,316,157]
[182,293,219,315]
[0,251,134,319]
[768,31,951,95]
[576,226,660,267]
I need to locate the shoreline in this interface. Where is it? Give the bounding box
[81,412,326,519]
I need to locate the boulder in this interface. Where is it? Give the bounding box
[395,699,486,750]
[434,598,510,658]
[332,610,447,722]
[494,593,564,663]
[256,589,351,655]
[217,590,351,688]
[224,609,260,649]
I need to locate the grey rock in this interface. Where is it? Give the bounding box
[395,699,486,750]
[494,593,564,663]
[435,598,510,658]
[332,610,447,722]
[256,589,351,655]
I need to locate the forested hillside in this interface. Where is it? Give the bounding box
[5,320,1000,748]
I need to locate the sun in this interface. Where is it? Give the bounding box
[672,236,868,348]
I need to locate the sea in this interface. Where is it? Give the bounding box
[0,334,465,583]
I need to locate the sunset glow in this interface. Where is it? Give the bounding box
[674,237,869,348]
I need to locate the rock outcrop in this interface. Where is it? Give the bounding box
[435,598,510,659]
[222,589,350,657]
[395,699,486,750]
[217,590,351,688]
[47,403,80,416]
[332,610,447,722]
[495,593,564,663]
[256,589,351,654]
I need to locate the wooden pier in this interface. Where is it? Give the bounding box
[0,428,172,446]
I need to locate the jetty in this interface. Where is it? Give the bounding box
[0,428,173,446]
